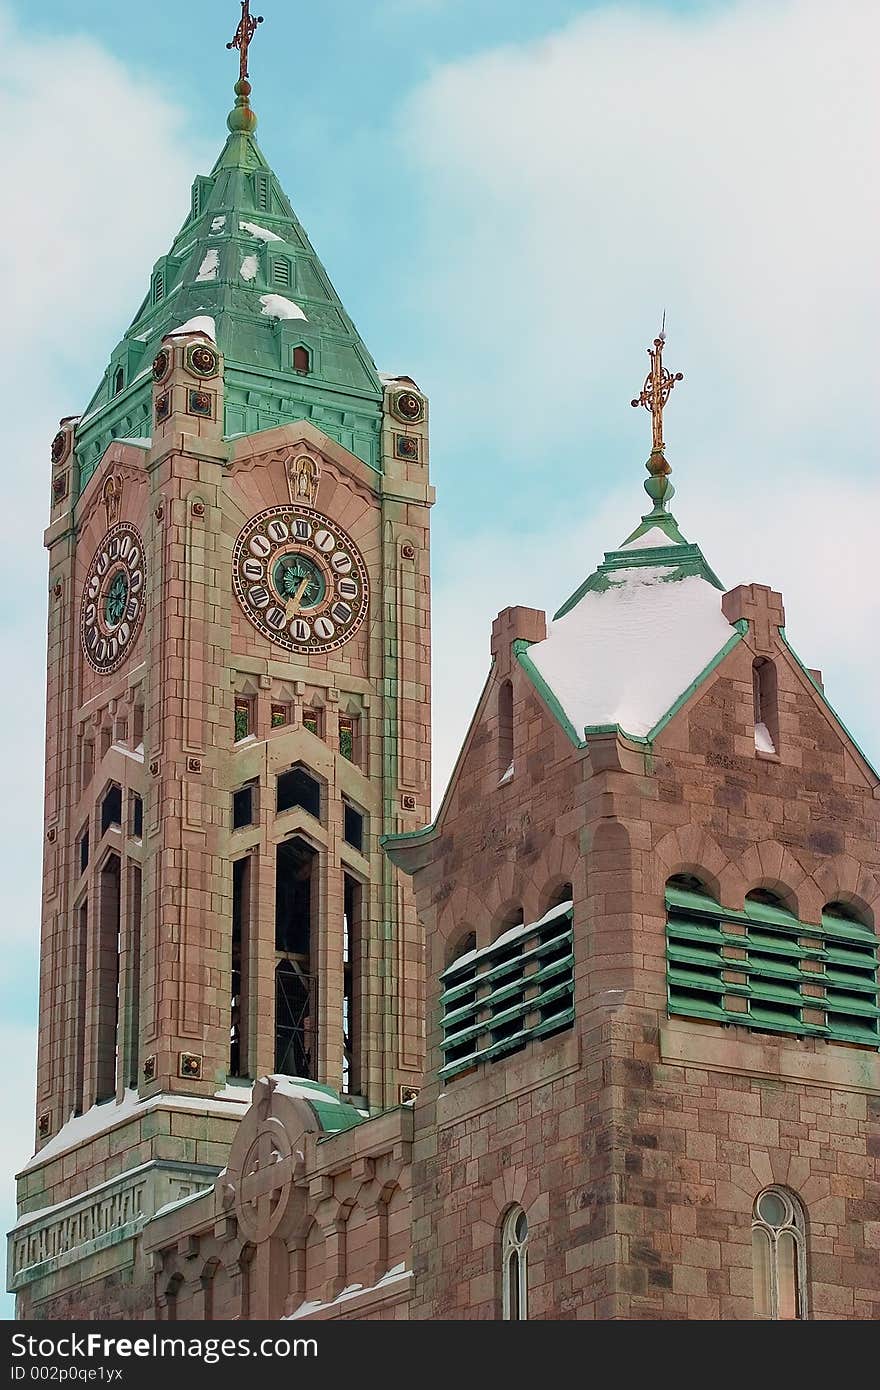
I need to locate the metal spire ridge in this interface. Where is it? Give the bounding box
[226,2,265,133]
[630,323,684,514]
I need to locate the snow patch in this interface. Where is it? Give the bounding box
[196,249,219,281]
[240,220,283,242]
[211,216,226,232]
[259,293,307,321]
[755,721,776,753]
[619,528,683,551]
[168,315,216,341]
[499,762,514,785]
[529,568,735,739]
[240,254,259,282]
[451,900,573,972]
[285,1264,411,1319]
[25,1088,250,1170]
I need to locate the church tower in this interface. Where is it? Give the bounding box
[11,8,431,1318]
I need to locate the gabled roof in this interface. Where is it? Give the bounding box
[524,507,741,743]
[74,96,383,495]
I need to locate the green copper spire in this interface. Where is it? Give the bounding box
[73,6,383,497]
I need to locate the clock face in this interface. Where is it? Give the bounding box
[80,522,146,674]
[232,505,369,654]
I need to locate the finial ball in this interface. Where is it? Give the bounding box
[234,78,252,97]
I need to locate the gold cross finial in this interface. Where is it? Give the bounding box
[630,323,683,460]
[227,1,264,83]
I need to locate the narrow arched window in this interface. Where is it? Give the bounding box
[752,1187,807,1319]
[113,366,124,396]
[753,658,778,754]
[292,345,310,374]
[501,1206,529,1320]
[498,680,513,780]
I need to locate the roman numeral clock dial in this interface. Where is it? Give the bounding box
[232,506,369,654]
[80,523,146,674]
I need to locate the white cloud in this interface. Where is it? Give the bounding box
[402,0,878,458]
[0,8,207,947]
[397,0,880,801]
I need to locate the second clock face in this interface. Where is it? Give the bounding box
[232,505,369,654]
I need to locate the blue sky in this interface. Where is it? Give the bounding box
[1,0,878,1317]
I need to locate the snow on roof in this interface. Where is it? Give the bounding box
[167,315,216,341]
[285,1264,411,1319]
[24,1087,250,1170]
[240,254,258,283]
[450,899,573,973]
[211,215,226,232]
[528,567,735,740]
[260,293,307,321]
[619,527,683,551]
[196,248,220,282]
[240,220,283,242]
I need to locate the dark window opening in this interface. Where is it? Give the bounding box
[231,857,251,1077]
[667,872,712,897]
[277,765,321,819]
[95,854,121,1103]
[233,785,254,830]
[343,801,364,853]
[126,865,141,1088]
[271,703,289,729]
[498,679,513,775]
[753,657,779,753]
[131,794,143,839]
[101,784,122,835]
[747,888,786,909]
[113,366,124,396]
[546,881,573,912]
[73,899,88,1115]
[275,959,315,1079]
[343,874,362,1095]
[275,836,316,955]
[448,930,476,968]
[79,827,90,875]
[292,345,310,374]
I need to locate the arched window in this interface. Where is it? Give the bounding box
[292,345,310,375]
[501,1206,529,1320]
[753,658,778,754]
[498,679,513,779]
[113,366,124,396]
[752,1188,807,1320]
[447,929,476,968]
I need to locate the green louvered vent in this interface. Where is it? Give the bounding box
[666,885,880,1048]
[439,901,574,1080]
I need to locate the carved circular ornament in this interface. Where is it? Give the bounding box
[51,430,69,466]
[80,522,146,674]
[232,1116,295,1244]
[392,390,424,424]
[186,343,219,378]
[232,505,369,654]
[152,349,171,383]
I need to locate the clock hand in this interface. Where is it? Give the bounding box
[285,572,311,619]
